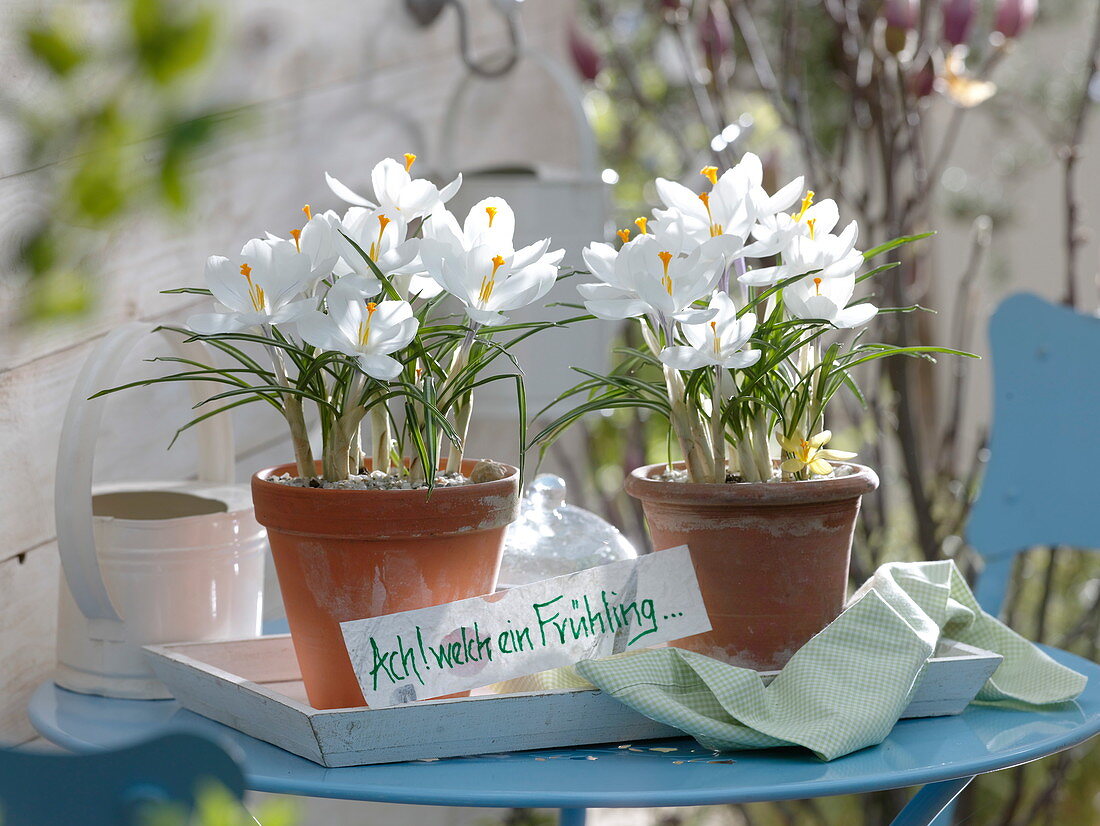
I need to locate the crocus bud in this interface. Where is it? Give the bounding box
[994,0,1038,39]
[699,6,732,70]
[568,23,601,81]
[941,0,977,45]
[883,0,919,54]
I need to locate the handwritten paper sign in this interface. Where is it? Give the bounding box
[340,545,710,708]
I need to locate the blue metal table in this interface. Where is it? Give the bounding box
[29,646,1099,826]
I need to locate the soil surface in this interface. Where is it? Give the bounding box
[268,470,471,490]
[656,465,855,484]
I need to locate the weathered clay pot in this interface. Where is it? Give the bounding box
[252,460,519,709]
[624,462,878,671]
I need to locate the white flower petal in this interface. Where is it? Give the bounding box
[438,173,462,203]
[357,353,403,380]
[833,302,878,329]
[187,312,249,335]
[659,346,713,370]
[326,172,375,207]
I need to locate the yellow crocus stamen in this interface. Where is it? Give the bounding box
[700,165,719,185]
[634,216,648,234]
[479,254,506,304]
[302,204,312,221]
[617,228,631,244]
[369,214,391,260]
[813,277,823,296]
[358,301,379,346]
[289,228,301,253]
[710,320,720,355]
[658,250,673,295]
[699,192,723,237]
[240,263,265,312]
[798,440,812,461]
[404,153,417,172]
[806,218,816,240]
[485,205,498,227]
[792,190,815,221]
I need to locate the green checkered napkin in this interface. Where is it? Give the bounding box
[564,560,1088,761]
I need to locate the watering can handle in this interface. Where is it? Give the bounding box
[55,323,236,623]
[437,48,600,180]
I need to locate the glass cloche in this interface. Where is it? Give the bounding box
[499,474,637,588]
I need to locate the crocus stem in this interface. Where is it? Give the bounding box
[443,328,478,474]
[736,429,762,483]
[642,318,711,482]
[751,410,773,481]
[323,404,367,482]
[369,403,390,474]
[349,426,363,474]
[447,393,473,474]
[344,371,367,474]
[264,337,314,478]
[711,366,726,483]
[664,364,712,483]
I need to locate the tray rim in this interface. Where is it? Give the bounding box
[144,633,1004,718]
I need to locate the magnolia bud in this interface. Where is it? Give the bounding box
[568,23,601,81]
[883,0,919,54]
[699,6,732,69]
[994,0,1038,39]
[884,0,919,30]
[941,0,977,46]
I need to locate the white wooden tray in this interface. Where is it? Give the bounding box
[144,635,1002,767]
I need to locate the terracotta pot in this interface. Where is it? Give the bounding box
[252,460,519,709]
[625,462,878,671]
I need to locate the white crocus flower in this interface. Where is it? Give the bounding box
[339,208,419,274]
[783,271,877,329]
[576,240,652,321]
[659,291,761,370]
[265,205,342,291]
[741,193,862,286]
[419,198,564,324]
[420,197,518,252]
[330,207,436,299]
[325,153,461,222]
[578,234,721,323]
[297,298,418,380]
[653,153,803,253]
[187,238,312,334]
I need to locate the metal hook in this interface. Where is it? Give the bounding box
[405,0,524,78]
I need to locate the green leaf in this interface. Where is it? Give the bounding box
[168,396,268,449]
[862,232,934,261]
[855,261,901,284]
[24,22,85,76]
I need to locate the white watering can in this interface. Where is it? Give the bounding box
[437,48,612,415]
[55,323,266,699]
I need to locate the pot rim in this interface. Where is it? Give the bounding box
[624,461,879,506]
[253,458,519,501]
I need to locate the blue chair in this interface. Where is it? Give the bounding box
[925,292,1100,826]
[968,292,1100,616]
[0,732,246,826]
